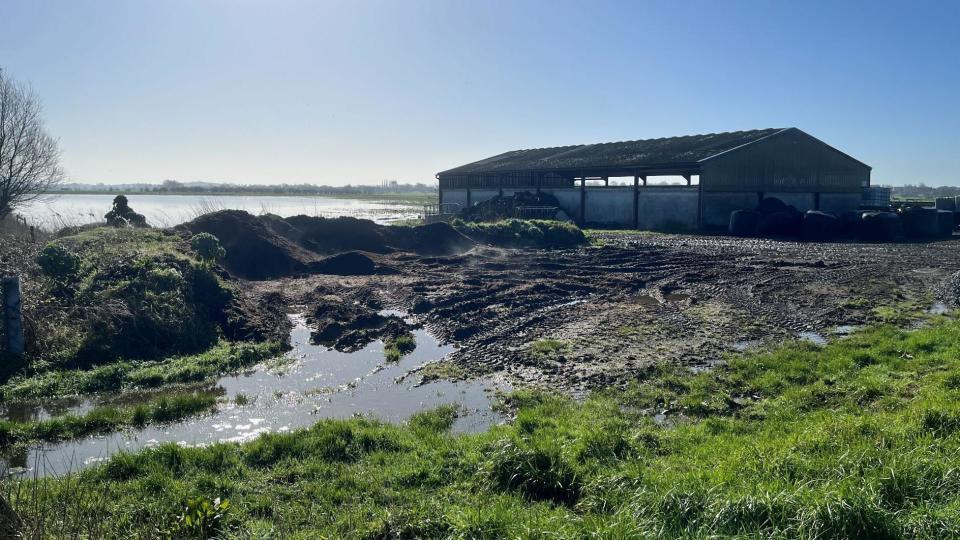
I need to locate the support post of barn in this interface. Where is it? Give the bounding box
[2,276,25,357]
[579,175,586,225]
[633,175,639,229]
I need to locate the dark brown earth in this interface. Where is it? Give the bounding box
[248,231,960,394]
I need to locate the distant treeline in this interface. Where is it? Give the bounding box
[890,184,960,199]
[55,180,437,196]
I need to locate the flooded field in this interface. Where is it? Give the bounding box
[18,193,424,229]
[1,314,506,477]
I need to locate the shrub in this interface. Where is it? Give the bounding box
[36,243,83,285]
[190,232,226,266]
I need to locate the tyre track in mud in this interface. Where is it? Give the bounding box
[256,233,960,394]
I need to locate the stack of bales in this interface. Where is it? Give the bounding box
[730,197,840,240]
[729,194,956,242]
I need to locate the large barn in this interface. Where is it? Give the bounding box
[436,128,871,230]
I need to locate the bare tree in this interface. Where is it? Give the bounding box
[0,68,64,222]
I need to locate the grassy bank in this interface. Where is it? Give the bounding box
[0,392,217,447]
[0,340,280,401]
[6,317,960,537]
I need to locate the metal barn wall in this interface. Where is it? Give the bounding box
[700,129,869,194]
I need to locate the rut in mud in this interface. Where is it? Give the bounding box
[255,232,960,394]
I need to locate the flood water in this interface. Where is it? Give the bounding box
[1,315,507,477]
[18,193,425,229]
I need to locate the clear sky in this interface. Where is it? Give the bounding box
[1,0,958,186]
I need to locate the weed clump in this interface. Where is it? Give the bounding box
[483,438,582,505]
[384,333,416,362]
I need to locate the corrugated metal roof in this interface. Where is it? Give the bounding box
[438,128,788,175]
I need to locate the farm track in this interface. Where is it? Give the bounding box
[256,232,960,394]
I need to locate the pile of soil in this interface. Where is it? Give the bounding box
[180,211,475,280]
[180,211,317,279]
[310,252,396,276]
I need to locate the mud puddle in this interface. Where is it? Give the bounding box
[2,314,507,477]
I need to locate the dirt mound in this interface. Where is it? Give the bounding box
[180,210,317,279]
[181,211,475,279]
[391,222,477,255]
[285,215,396,254]
[311,251,396,276]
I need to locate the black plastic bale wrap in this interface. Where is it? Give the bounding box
[802,211,841,241]
[758,210,803,237]
[859,212,903,242]
[901,207,939,238]
[840,211,862,237]
[938,210,955,237]
[729,209,761,237]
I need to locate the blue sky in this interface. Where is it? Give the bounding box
[1,0,957,186]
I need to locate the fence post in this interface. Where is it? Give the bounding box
[2,276,25,357]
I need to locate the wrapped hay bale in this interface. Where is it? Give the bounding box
[758,210,802,237]
[840,211,862,237]
[729,209,761,237]
[859,212,902,242]
[802,211,841,241]
[937,210,955,237]
[901,207,939,237]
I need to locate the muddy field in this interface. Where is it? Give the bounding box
[251,231,960,394]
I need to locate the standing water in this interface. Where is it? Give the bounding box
[18,193,426,229]
[2,314,507,477]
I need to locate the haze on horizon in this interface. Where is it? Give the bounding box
[1,0,958,187]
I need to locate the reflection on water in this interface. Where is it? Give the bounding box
[19,193,424,229]
[2,314,506,477]
[798,331,827,346]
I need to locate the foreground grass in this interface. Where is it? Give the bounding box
[0,341,281,401]
[7,319,960,537]
[0,392,217,447]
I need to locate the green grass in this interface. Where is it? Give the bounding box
[383,334,416,363]
[0,340,281,401]
[25,227,242,371]
[0,392,216,447]
[529,338,570,355]
[8,319,960,537]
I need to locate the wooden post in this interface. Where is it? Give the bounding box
[633,175,639,229]
[2,276,25,357]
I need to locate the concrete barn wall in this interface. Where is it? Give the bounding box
[819,193,861,215]
[442,189,468,209]
[584,187,634,225]
[637,188,700,230]
[701,192,758,229]
[550,189,583,220]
